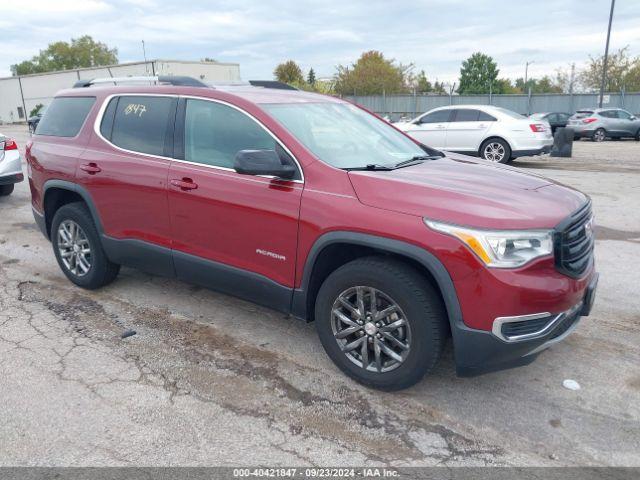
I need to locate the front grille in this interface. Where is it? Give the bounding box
[554,201,594,278]
[501,316,553,339]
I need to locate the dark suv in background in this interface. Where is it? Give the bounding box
[26,77,598,390]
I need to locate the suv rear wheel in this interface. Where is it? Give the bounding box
[314,257,447,391]
[51,202,120,289]
[592,128,606,142]
[480,138,511,163]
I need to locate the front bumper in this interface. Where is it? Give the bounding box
[454,273,598,376]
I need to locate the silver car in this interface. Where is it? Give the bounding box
[0,133,23,196]
[567,108,640,142]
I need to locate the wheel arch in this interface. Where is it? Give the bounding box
[42,180,104,239]
[478,135,513,156]
[292,231,463,332]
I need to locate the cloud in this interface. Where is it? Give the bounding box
[0,0,639,81]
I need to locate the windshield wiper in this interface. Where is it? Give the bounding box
[394,155,439,168]
[345,164,394,171]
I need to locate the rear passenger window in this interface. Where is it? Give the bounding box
[36,97,95,137]
[452,109,480,122]
[478,111,496,121]
[184,99,277,169]
[110,96,175,156]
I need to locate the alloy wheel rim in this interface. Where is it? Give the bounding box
[595,130,605,141]
[57,220,92,277]
[331,286,411,373]
[484,142,505,161]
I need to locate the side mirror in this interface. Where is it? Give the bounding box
[630,116,637,120]
[234,149,296,179]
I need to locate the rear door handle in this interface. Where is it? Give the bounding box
[80,162,101,174]
[170,178,198,191]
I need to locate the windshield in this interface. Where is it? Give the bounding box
[263,102,429,169]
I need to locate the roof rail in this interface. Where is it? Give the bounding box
[249,80,298,91]
[73,75,209,88]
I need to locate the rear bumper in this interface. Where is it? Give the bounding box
[567,125,598,138]
[512,144,552,158]
[454,273,598,376]
[0,172,24,185]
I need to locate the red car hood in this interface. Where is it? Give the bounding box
[348,154,587,230]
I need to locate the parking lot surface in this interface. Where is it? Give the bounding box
[1,125,638,466]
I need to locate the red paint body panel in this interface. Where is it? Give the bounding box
[167,161,302,287]
[27,84,596,339]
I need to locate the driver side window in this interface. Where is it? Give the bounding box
[184,99,297,175]
[419,110,451,124]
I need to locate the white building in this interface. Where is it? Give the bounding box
[0,59,241,124]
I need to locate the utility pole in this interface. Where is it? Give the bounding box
[142,40,148,75]
[599,0,616,108]
[569,63,576,113]
[524,61,534,91]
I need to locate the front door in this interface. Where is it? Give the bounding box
[444,108,492,152]
[167,98,303,311]
[404,109,451,148]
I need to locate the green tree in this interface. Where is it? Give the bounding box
[11,36,117,76]
[514,76,563,93]
[274,60,305,85]
[307,67,316,86]
[415,70,432,93]
[494,78,519,94]
[457,52,499,94]
[579,46,640,92]
[334,50,412,95]
[432,80,447,95]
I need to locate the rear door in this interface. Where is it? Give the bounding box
[444,108,492,151]
[167,97,303,311]
[79,94,176,275]
[403,109,451,148]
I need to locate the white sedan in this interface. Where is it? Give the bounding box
[395,105,553,163]
[0,133,23,196]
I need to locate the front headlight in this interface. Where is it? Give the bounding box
[425,219,553,268]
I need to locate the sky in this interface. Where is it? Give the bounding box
[1,0,640,84]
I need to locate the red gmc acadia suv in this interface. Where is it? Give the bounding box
[26,77,598,390]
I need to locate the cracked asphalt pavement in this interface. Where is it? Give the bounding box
[0,125,639,466]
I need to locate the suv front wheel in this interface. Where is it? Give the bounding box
[314,257,447,391]
[51,202,120,289]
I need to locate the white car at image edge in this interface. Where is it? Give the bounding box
[0,133,23,196]
[394,105,553,163]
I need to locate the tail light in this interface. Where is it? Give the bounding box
[529,123,546,132]
[582,118,597,124]
[1,139,18,151]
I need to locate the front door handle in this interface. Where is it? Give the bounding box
[170,178,198,191]
[80,162,101,174]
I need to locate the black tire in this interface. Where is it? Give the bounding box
[0,184,14,196]
[51,202,120,289]
[480,138,511,164]
[635,129,640,141]
[314,256,447,391]
[592,128,606,142]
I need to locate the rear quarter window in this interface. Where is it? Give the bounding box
[35,97,96,137]
[108,96,176,156]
